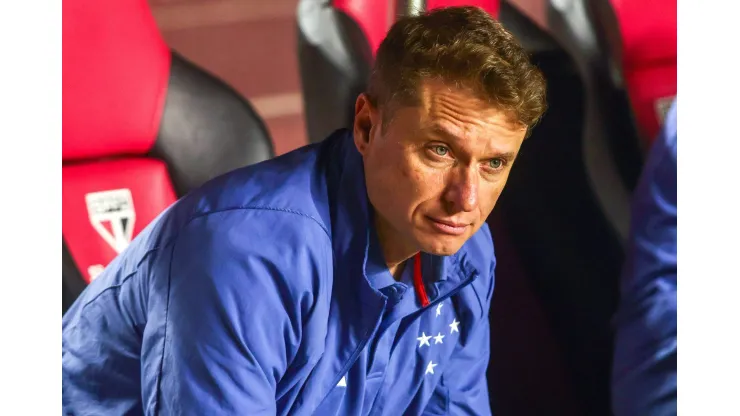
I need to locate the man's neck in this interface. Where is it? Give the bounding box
[374,214,418,280]
[387,260,409,280]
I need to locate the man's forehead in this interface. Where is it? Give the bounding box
[416,80,524,133]
[419,103,525,142]
[419,79,482,111]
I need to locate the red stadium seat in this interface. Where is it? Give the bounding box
[426,0,499,13]
[590,0,677,145]
[62,0,274,312]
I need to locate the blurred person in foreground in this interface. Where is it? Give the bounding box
[62,6,546,415]
[611,100,677,415]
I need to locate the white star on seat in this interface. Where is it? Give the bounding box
[449,318,460,334]
[433,332,444,344]
[435,303,444,317]
[417,332,432,348]
[425,360,438,375]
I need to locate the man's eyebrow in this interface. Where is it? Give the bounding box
[426,123,518,160]
[492,151,517,161]
[426,123,462,142]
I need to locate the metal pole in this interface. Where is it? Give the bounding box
[396,0,426,17]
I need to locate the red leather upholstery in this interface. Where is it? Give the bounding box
[426,0,500,15]
[611,0,676,142]
[62,160,177,281]
[333,0,392,57]
[63,0,170,161]
[332,0,501,58]
[63,0,176,283]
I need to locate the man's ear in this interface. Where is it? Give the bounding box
[353,93,377,155]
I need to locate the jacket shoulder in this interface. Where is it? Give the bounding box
[185,141,332,231]
[176,206,333,294]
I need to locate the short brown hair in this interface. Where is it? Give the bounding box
[367,6,547,133]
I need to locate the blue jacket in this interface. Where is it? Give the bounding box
[611,102,677,415]
[62,129,496,415]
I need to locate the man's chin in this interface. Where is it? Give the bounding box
[417,236,466,257]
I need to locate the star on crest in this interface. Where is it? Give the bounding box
[449,319,460,334]
[425,360,438,375]
[417,332,432,348]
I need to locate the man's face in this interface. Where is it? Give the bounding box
[354,79,527,258]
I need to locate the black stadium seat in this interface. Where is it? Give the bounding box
[495,0,674,413]
[296,0,394,144]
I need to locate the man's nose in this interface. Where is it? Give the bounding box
[443,166,478,213]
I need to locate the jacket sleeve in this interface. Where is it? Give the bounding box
[141,209,330,415]
[611,101,677,415]
[424,257,495,416]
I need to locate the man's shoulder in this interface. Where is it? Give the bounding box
[103,137,344,288]
[186,141,332,229]
[172,129,357,247]
[175,141,337,255]
[169,207,334,299]
[148,133,347,243]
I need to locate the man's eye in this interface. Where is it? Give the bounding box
[489,159,503,169]
[433,146,448,156]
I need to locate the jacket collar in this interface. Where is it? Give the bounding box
[325,129,480,310]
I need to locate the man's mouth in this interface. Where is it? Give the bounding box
[426,217,469,236]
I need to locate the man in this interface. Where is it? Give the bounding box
[62,6,546,415]
[611,101,677,415]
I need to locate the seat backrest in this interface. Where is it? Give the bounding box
[63,0,176,287]
[297,0,394,143]
[334,0,393,57]
[502,1,674,411]
[63,0,274,294]
[297,0,500,143]
[588,0,677,145]
[541,0,675,240]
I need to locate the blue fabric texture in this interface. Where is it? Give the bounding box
[62,129,496,416]
[612,101,677,416]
